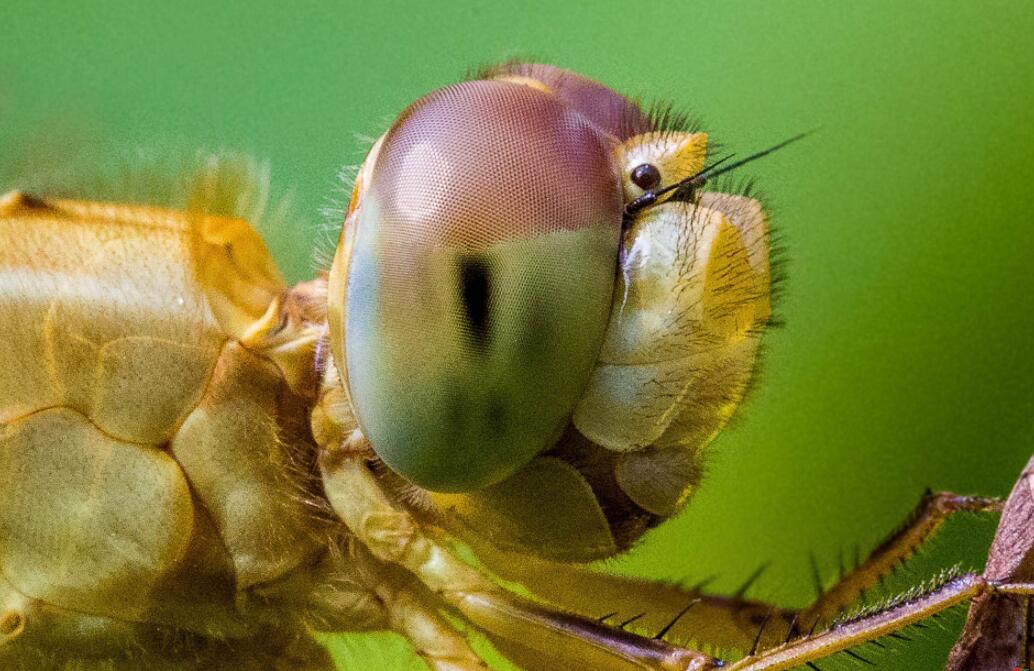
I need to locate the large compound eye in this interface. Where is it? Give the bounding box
[331,80,624,492]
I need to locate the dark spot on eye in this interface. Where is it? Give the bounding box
[630,163,661,190]
[458,255,492,351]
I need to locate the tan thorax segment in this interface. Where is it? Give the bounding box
[188,195,325,396]
[0,191,329,639]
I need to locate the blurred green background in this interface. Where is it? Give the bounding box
[2,1,1032,669]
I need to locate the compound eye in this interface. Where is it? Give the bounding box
[333,79,624,492]
[630,163,661,190]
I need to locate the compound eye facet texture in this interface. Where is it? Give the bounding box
[483,62,651,141]
[341,79,623,492]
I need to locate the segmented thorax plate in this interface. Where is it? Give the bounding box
[0,192,325,652]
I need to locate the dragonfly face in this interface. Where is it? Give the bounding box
[330,64,772,505]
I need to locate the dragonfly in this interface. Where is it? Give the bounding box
[0,61,1029,671]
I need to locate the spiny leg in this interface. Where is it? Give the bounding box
[319,433,718,671]
[797,490,1002,629]
[464,538,795,655]
[464,489,1000,656]
[735,455,1034,671]
[703,489,1001,651]
[730,575,1034,671]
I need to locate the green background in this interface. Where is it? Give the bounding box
[3,1,1032,669]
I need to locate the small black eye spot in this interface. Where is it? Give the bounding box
[458,255,492,352]
[630,163,661,190]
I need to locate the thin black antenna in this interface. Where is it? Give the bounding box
[624,130,815,217]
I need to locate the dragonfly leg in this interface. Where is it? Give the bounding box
[318,433,720,671]
[374,572,488,671]
[460,488,1000,656]
[723,577,1034,671]
[464,538,796,655]
[733,455,1034,671]
[797,489,1002,629]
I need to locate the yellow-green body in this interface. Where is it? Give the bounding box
[0,65,779,671]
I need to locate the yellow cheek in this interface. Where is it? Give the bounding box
[572,194,770,515]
